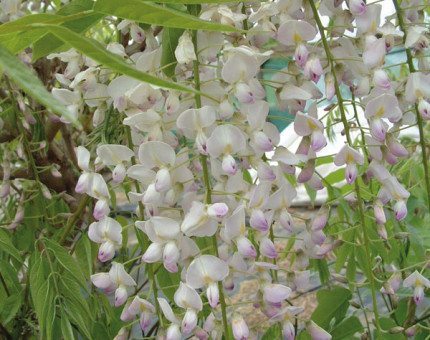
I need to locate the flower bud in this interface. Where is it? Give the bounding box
[373,69,391,90]
[348,0,366,15]
[388,327,404,334]
[374,200,386,225]
[394,232,409,240]
[234,82,255,104]
[113,163,127,184]
[394,200,407,221]
[232,315,249,340]
[222,154,238,175]
[295,44,309,68]
[418,99,430,119]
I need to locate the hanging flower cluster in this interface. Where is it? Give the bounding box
[2,0,430,339]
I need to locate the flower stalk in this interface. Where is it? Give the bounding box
[306,0,382,336]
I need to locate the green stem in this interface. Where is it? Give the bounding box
[392,0,430,213]
[190,9,230,337]
[124,124,163,328]
[306,1,382,337]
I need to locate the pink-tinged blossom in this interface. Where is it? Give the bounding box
[177,106,216,155]
[232,314,249,340]
[181,201,221,237]
[272,306,303,340]
[334,145,364,184]
[174,282,203,334]
[206,125,246,175]
[138,216,181,272]
[120,296,155,332]
[373,69,391,90]
[88,216,122,262]
[186,255,229,308]
[294,112,327,152]
[277,20,317,46]
[91,262,136,307]
[380,272,401,295]
[295,43,309,68]
[373,200,386,225]
[262,283,291,305]
[405,72,430,104]
[96,144,134,184]
[418,99,430,119]
[355,4,381,35]
[304,57,324,83]
[225,205,257,258]
[259,237,278,258]
[403,271,430,306]
[157,298,181,340]
[348,0,366,15]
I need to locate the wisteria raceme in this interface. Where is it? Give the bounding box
[2,0,430,339]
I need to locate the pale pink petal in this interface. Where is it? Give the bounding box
[260,238,278,259]
[182,309,198,334]
[207,282,220,308]
[263,284,291,304]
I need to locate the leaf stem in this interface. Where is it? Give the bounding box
[306,0,382,337]
[190,8,231,337]
[392,0,430,213]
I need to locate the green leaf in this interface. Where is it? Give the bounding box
[60,275,92,317]
[346,250,356,288]
[243,169,253,184]
[41,24,200,94]
[326,168,346,185]
[0,260,22,294]
[0,45,81,127]
[161,27,184,77]
[0,14,59,35]
[61,310,75,340]
[75,235,93,279]
[64,297,92,339]
[330,316,363,340]
[377,318,406,340]
[304,183,316,207]
[157,266,180,301]
[94,0,243,32]
[0,294,21,324]
[44,238,89,293]
[311,286,352,330]
[32,12,103,60]
[261,324,281,340]
[145,0,265,3]
[0,229,23,264]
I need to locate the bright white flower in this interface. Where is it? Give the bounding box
[186,255,229,308]
[175,31,196,64]
[174,282,203,334]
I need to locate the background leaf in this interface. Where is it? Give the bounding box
[94,0,243,32]
[42,24,200,94]
[161,27,184,77]
[0,45,81,127]
[311,286,352,329]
